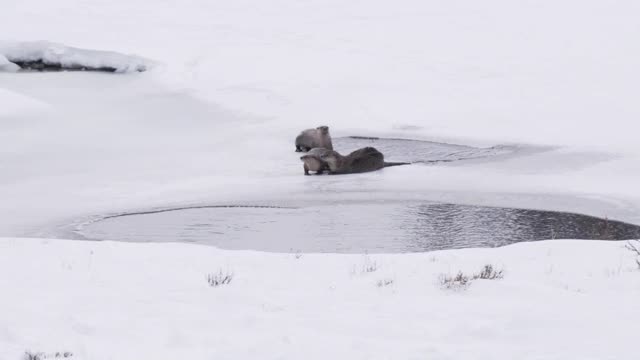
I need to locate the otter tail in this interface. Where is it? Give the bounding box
[383,161,411,168]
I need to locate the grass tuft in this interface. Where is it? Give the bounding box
[440,264,504,290]
[207,270,233,287]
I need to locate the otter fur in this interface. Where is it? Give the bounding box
[295,126,333,152]
[300,147,332,175]
[319,147,409,174]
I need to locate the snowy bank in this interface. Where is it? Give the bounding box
[0,41,151,72]
[1,237,639,360]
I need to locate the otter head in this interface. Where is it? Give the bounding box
[319,150,341,171]
[316,125,329,135]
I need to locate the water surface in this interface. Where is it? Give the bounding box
[78,202,640,253]
[332,136,518,164]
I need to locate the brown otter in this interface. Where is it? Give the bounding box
[300,147,332,175]
[295,126,333,152]
[319,147,409,174]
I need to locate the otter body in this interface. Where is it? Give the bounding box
[295,126,333,152]
[320,147,409,174]
[300,147,331,175]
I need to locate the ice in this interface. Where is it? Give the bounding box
[1,71,639,238]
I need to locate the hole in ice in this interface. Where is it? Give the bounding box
[13,59,121,72]
[76,202,640,253]
[332,136,521,164]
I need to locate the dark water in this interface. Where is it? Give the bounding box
[77,202,640,253]
[332,136,519,164]
[14,60,118,72]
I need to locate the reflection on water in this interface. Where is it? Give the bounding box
[405,203,638,251]
[79,202,640,252]
[78,203,640,253]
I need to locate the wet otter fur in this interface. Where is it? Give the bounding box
[320,147,409,174]
[300,147,331,175]
[295,126,333,152]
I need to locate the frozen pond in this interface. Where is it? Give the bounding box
[5,71,638,254]
[77,202,640,253]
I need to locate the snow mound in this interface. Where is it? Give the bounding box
[0,54,19,72]
[0,41,151,73]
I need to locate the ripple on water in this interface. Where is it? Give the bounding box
[76,202,640,253]
[332,136,520,164]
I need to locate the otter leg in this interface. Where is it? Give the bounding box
[304,163,310,175]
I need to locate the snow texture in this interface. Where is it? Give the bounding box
[1,238,639,360]
[0,41,151,72]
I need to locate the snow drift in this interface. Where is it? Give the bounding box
[0,54,20,71]
[0,41,151,72]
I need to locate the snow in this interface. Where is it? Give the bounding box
[1,0,640,358]
[0,87,48,117]
[0,41,151,72]
[1,237,639,360]
[0,54,19,72]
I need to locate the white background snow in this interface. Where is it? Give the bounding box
[1,0,640,359]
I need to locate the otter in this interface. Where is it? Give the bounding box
[319,147,409,174]
[300,147,332,175]
[295,126,333,152]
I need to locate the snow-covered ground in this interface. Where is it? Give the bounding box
[2,0,640,358]
[1,238,639,360]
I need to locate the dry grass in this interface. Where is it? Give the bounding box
[207,270,233,287]
[440,264,504,290]
[376,278,394,287]
[625,240,640,270]
[24,351,73,360]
